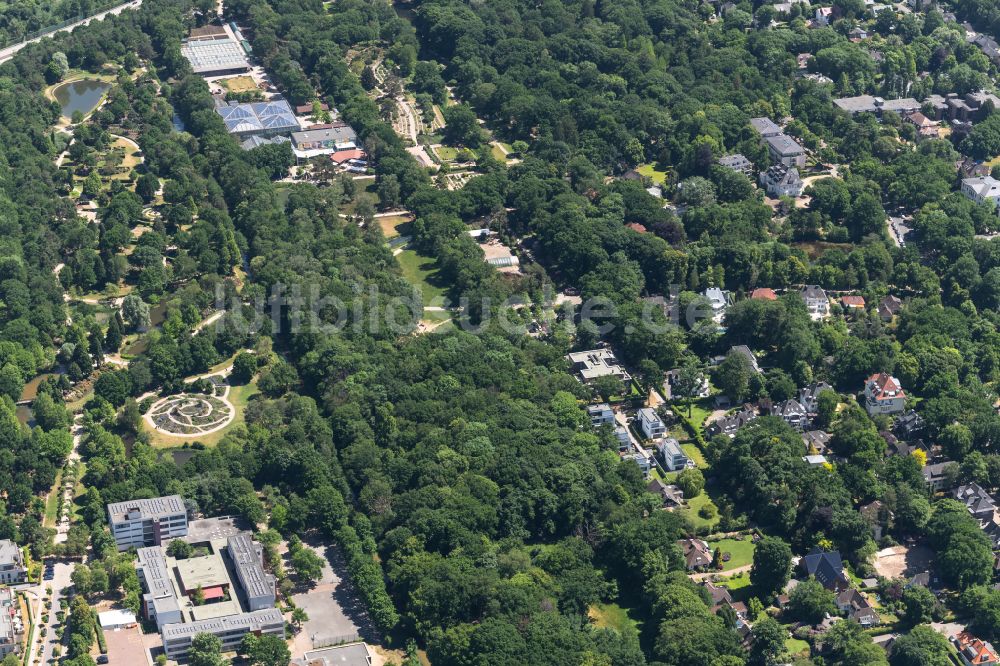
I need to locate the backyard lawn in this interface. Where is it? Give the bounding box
[706,537,756,571]
[636,163,668,185]
[680,492,720,530]
[681,443,707,468]
[785,637,810,658]
[396,249,449,307]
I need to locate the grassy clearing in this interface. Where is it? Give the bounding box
[588,603,640,638]
[706,537,756,570]
[378,215,414,239]
[219,76,258,93]
[396,249,448,307]
[636,163,668,185]
[43,469,64,528]
[113,137,142,170]
[490,143,508,161]
[680,491,720,530]
[682,443,707,468]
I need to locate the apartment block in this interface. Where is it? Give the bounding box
[107,495,189,551]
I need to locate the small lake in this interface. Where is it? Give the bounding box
[52,79,110,118]
[20,370,65,403]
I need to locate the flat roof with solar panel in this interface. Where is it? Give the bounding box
[180,37,250,75]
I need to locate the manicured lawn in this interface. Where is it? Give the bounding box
[433,145,459,161]
[719,572,752,591]
[680,491,720,530]
[396,249,449,307]
[682,443,707,468]
[636,163,668,185]
[682,398,714,429]
[785,637,810,657]
[706,537,756,571]
[588,603,640,638]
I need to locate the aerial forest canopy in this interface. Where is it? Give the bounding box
[2,0,1000,664]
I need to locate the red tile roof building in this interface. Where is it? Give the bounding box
[864,373,906,416]
[750,288,778,301]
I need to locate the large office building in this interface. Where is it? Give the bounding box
[161,609,285,660]
[215,100,299,139]
[0,541,25,584]
[135,529,282,660]
[227,532,276,611]
[107,495,188,551]
[180,37,251,76]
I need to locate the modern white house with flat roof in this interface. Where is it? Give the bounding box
[658,438,690,471]
[567,349,631,383]
[0,541,25,584]
[107,495,189,551]
[637,408,666,440]
[587,404,615,427]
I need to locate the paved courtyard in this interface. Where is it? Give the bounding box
[288,541,371,653]
[105,625,150,666]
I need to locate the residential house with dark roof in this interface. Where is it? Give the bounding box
[922,462,953,492]
[799,382,834,415]
[859,500,892,540]
[955,483,997,521]
[647,479,684,509]
[706,405,758,438]
[770,399,810,431]
[760,163,804,197]
[678,539,714,570]
[878,295,903,321]
[802,430,831,455]
[836,588,880,626]
[894,410,925,439]
[800,549,850,590]
[729,345,762,374]
[718,154,754,177]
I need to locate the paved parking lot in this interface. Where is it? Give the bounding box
[105,625,150,666]
[289,542,370,653]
